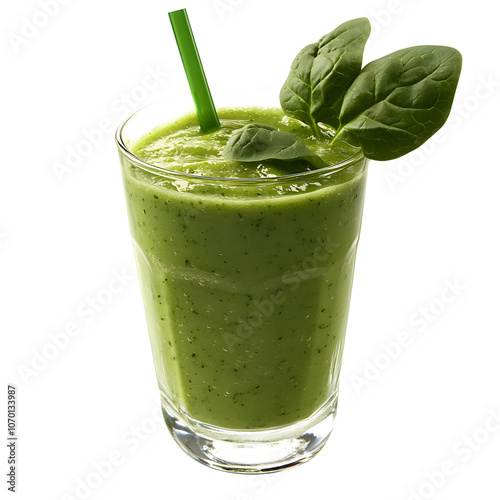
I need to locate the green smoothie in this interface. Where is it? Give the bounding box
[121,107,367,429]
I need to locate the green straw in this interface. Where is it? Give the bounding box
[169,8,220,132]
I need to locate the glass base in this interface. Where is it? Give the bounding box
[160,391,337,473]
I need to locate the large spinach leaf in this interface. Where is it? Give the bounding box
[334,45,462,160]
[279,17,371,136]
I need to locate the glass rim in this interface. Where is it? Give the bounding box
[115,100,366,184]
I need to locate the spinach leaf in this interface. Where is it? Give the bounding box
[279,17,371,136]
[222,123,327,168]
[334,45,462,160]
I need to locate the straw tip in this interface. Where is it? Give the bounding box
[168,8,187,18]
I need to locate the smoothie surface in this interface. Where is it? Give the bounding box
[130,107,359,179]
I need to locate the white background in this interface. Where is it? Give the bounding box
[2,0,500,499]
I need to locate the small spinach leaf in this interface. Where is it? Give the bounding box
[222,123,327,168]
[279,17,371,136]
[335,45,462,160]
